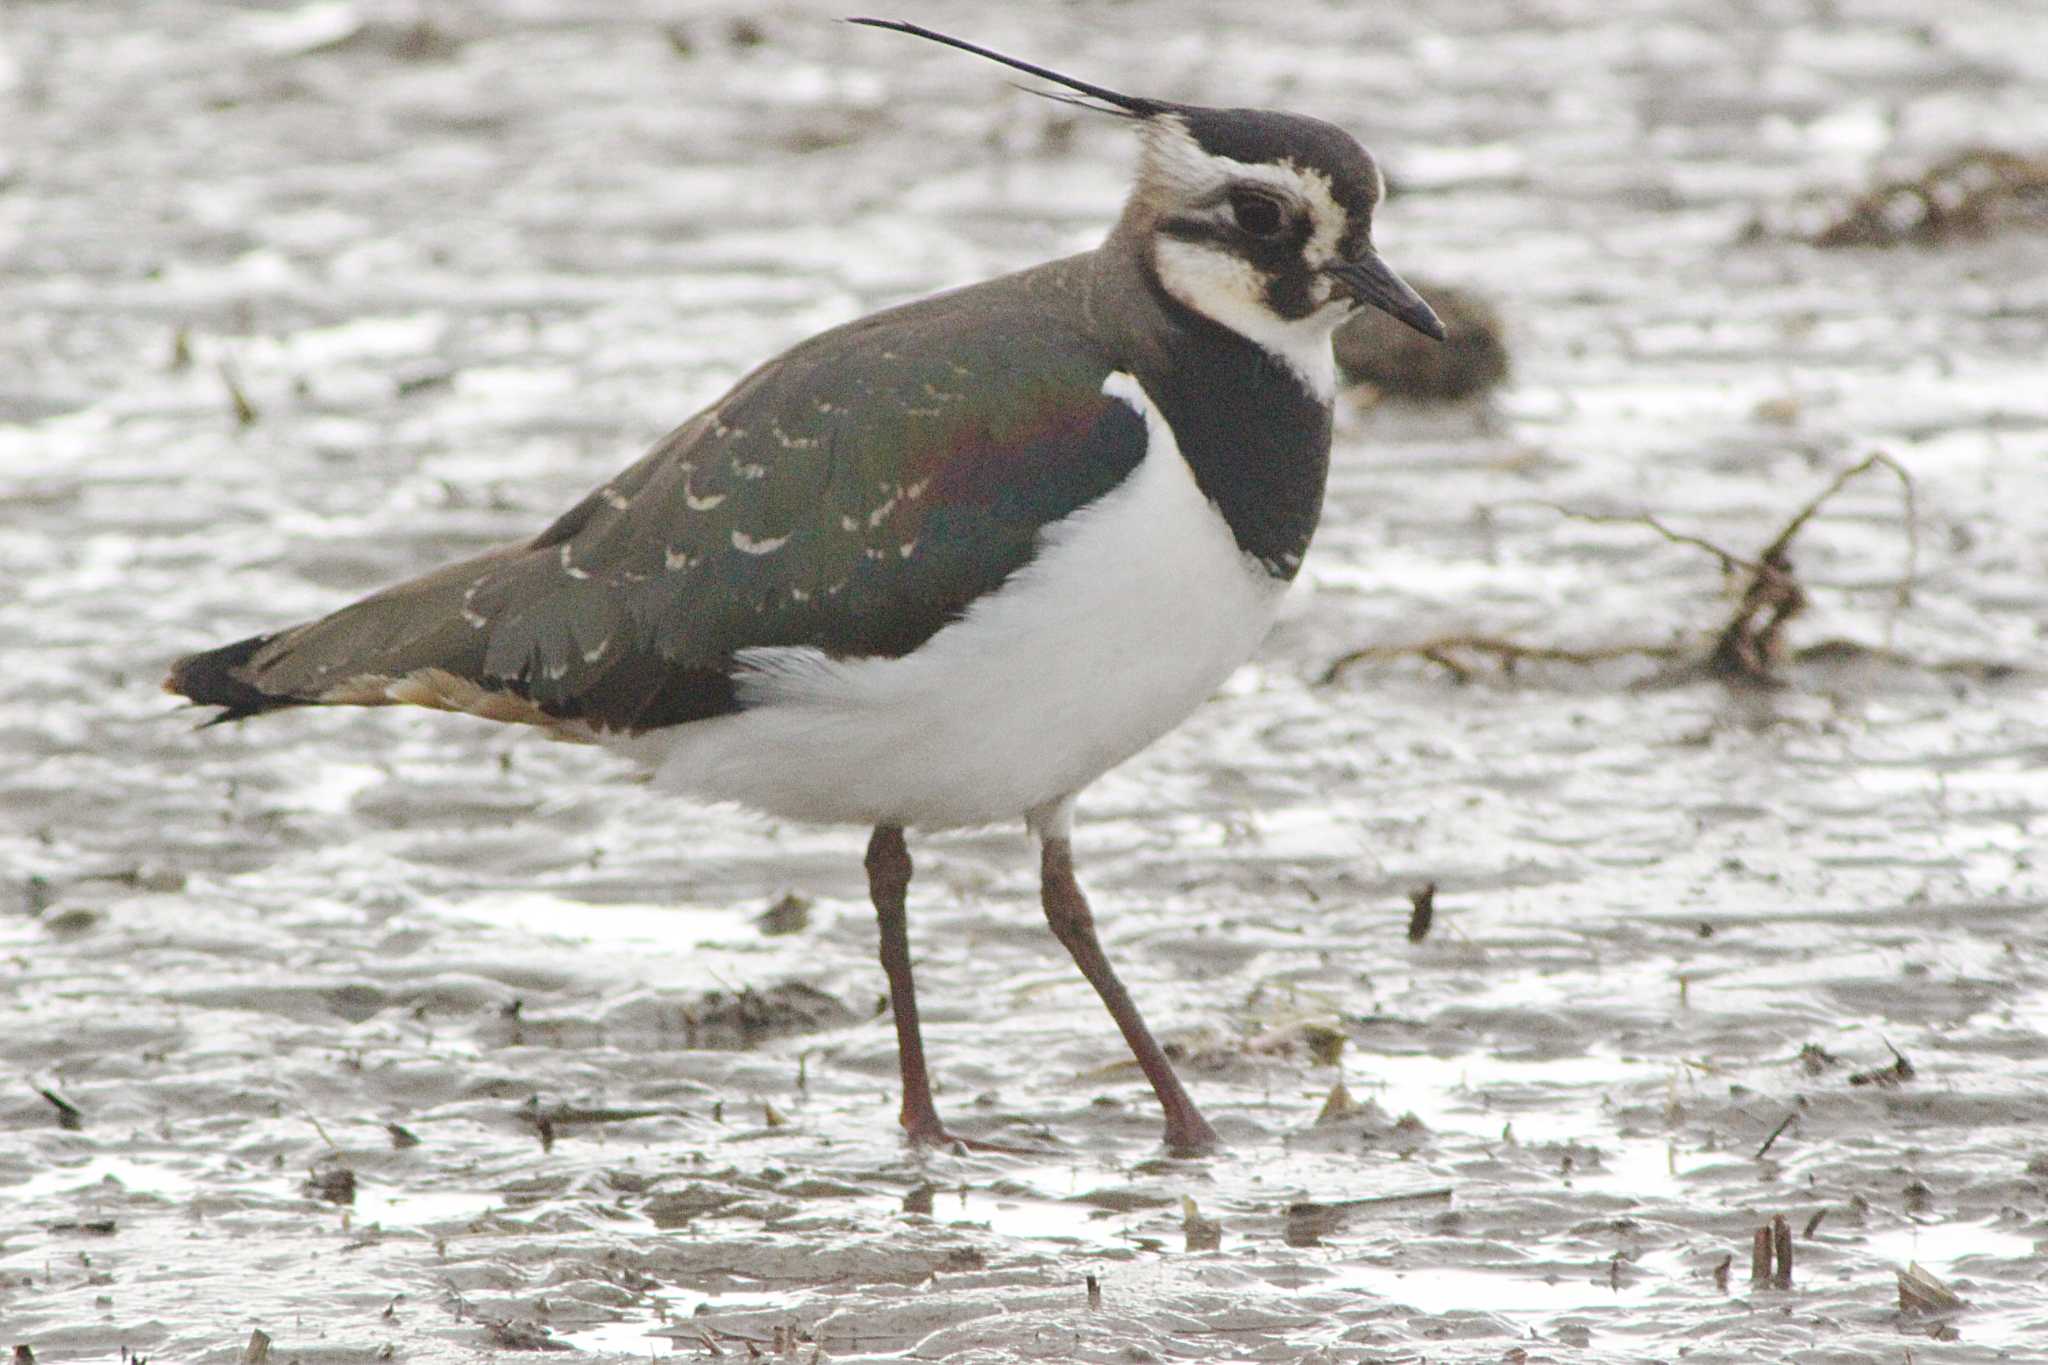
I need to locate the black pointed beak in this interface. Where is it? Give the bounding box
[1328,253,1445,341]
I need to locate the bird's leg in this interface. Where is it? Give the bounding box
[868,825,1039,1153]
[1038,835,1221,1153]
[866,824,951,1145]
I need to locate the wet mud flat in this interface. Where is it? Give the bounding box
[5,0,2048,1360]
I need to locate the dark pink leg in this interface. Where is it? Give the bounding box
[867,825,1037,1153]
[867,825,949,1143]
[1039,836,1221,1153]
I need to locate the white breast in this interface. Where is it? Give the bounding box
[612,371,1289,831]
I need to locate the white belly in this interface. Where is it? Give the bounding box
[612,371,1289,830]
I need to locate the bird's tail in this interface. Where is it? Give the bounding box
[164,630,300,724]
[163,548,529,726]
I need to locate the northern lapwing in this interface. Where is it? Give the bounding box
[165,19,1444,1153]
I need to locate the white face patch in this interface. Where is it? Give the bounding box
[1141,116,1355,271]
[1138,116,1367,400]
[1152,238,1343,402]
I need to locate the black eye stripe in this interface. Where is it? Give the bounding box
[1158,216,1233,245]
[1157,215,1310,264]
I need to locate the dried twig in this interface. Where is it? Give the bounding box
[1285,1186,1453,1244]
[1749,1215,1794,1288]
[1537,502,1761,574]
[1849,1038,1916,1088]
[1755,1110,1798,1160]
[36,1086,84,1131]
[480,1318,570,1352]
[1406,882,1437,942]
[1322,454,1921,688]
[1321,636,1679,685]
[1709,452,1917,678]
[219,360,258,426]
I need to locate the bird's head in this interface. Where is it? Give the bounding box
[850,19,1444,375]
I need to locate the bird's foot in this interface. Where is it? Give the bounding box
[1161,1110,1223,1156]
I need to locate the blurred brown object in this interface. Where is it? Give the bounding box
[1814,147,2048,248]
[1334,280,1508,401]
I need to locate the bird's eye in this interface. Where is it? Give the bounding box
[1229,190,1288,238]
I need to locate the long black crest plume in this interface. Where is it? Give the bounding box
[846,18,1168,118]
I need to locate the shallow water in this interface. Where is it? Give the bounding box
[5,0,2048,1360]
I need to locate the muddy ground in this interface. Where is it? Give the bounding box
[4,0,2047,1360]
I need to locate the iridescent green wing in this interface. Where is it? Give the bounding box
[205,287,1148,734]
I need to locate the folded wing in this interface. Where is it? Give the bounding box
[168,289,1148,738]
